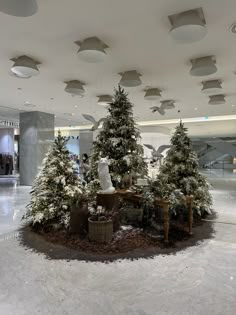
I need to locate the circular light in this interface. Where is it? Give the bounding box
[202,80,222,94]
[97,95,113,106]
[0,0,38,17]
[144,88,161,100]
[65,80,85,96]
[64,113,73,116]
[11,56,39,78]
[119,70,142,87]
[208,94,226,105]
[190,56,217,76]
[169,8,207,43]
[76,37,108,63]
[24,102,36,108]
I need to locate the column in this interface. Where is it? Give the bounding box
[79,130,93,159]
[19,111,54,186]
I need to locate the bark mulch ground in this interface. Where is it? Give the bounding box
[19,214,215,262]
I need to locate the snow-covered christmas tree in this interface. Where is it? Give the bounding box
[152,121,212,216]
[24,131,85,229]
[90,86,147,188]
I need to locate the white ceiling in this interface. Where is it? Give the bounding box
[0,0,236,136]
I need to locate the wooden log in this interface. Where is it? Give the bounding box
[96,192,118,210]
[155,199,170,243]
[186,195,194,235]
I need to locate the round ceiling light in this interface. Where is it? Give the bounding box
[10,56,40,78]
[64,80,85,96]
[144,88,161,100]
[24,101,36,108]
[75,37,108,63]
[202,80,222,94]
[190,56,217,76]
[97,95,113,106]
[160,100,175,110]
[208,94,226,105]
[0,0,38,17]
[169,8,207,43]
[119,70,142,87]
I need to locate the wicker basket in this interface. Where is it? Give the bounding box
[88,219,113,243]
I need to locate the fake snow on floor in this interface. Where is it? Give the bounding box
[0,173,236,315]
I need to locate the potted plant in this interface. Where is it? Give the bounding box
[88,206,113,243]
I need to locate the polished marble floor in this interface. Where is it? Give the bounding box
[0,172,236,315]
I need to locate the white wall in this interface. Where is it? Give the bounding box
[0,128,14,156]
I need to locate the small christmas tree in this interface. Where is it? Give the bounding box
[24,131,85,229]
[90,86,147,187]
[152,121,212,215]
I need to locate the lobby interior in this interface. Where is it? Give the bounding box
[0,1,236,314]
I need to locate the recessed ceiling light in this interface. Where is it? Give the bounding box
[97,95,113,106]
[64,113,73,116]
[119,70,142,87]
[64,80,85,96]
[194,107,198,110]
[232,105,235,107]
[74,105,78,108]
[10,55,40,78]
[208,94,226,105]
[75,37,108,63]
[202,80,222,94]
[24,102,36,108]
[169,8,207,43]
[190,56,217,76]
[144,88,162,100]
[0,0,38,17]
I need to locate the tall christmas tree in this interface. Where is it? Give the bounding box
[152,121,212,215]
[90,86,147,187]
[24,132,84,229]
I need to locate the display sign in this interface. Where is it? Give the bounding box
[0,120,19,128]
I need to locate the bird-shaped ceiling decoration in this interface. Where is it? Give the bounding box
[144,144,171,160]
[150,105,165,115]
[150,100,175,115]
[82,114,106,131]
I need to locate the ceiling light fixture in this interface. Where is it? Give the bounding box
[97,95,113,106]
[144,88,161,100]
[75,37,108,63]
[169,8,207,43]
[0,0,38,17]
[64,80,85,96]
[24,101,36,108]
[202,79,222,94]
[190,56,217,76]
[10,55,40,78]
[119,70,142,87]
[160,100,175,110]
[208,94,226,105]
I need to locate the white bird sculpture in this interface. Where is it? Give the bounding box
[150,105,165,115]
[151,100,175,115]
[82,114,106,131]
[144,144,171,159]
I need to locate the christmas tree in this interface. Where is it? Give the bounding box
[90,86,147,187]
[24,131,85,229]
[152,121,212,216]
